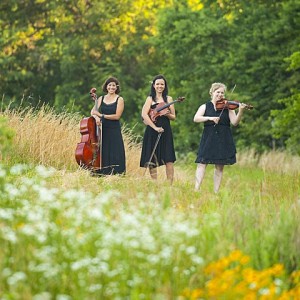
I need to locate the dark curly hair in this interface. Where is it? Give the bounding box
[102,77,121,94]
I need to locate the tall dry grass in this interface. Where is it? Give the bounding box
[237,148,300,175]
[2,104,299,178]
[2,105,145,176]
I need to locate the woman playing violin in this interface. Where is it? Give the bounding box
[193,82,247,193]
[140,74,176,183]
[91,76,126,175]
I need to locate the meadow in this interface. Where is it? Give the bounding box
[0,105,299,299]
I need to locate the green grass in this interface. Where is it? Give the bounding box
[0,110,299,299]
[0,161,299,299]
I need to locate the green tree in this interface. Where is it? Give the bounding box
[151,0,300,153]
[271,51,300,154]
[1,0,299,155]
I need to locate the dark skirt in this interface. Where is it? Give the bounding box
[140,116,176,168]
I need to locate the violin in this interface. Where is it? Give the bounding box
[75,88,102,170]
[149,96,185,123]
[216,99,254,110]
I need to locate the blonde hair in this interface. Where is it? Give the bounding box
[209,82,227,98]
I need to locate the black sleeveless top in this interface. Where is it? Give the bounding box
[96,96,126,175]
[140,102,176,167]
[195,101,236,165]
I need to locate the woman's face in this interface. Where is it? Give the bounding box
[153,78,165,94]
[107,82,118,94]
[212,87,225,101]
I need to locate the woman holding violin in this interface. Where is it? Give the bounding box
[91,76,126,175]
[140,74,176,183]
[193,82,251,193]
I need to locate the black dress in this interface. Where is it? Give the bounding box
[195,101,236,165]
[140,103,176,168]
[97,96,126,175]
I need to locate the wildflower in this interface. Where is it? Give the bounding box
[7,271,27,286]
[32,292,52,300]
[35,165,56,177]
[10,163,28,175]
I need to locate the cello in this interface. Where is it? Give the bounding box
[75,88,102,171]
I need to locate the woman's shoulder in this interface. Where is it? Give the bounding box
[145,96,153,103]
[167,95,173,103]
[199,101,208,108]
[117,95,124,102]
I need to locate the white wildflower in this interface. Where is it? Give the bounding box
[35,165,56,178]
[0,168,6,177]
[71,258,93,271]
[147,254,160,265]
[63,189,90,202]
[259,288,270,295]
[88,207,103,220]
[20,224,37,236]
[96,249,111,261]
[192,255,204,265]
[160,246,172,259]
[56,294,72,300]
[4,183,20,199]
[88,284,102,292]
[0,208,14,220]
[1,227,17,243]
[29,263,59,278]
[10,164,28,175]
[2,268,12,277]
[249,282,257,289]
[274,278,283,286]
[7,271,27,286]
[185,246,196,255]
[34,186,57,203]
[33,292,52,300]
[21,177,36,186]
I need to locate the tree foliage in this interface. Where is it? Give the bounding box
[271,51,300,154]
[0,0,299,154]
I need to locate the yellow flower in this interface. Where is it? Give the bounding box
[291,270,300,284]
[191,288,203,299]
[270,264,284,276]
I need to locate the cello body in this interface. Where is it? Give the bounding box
[75,116,101,170]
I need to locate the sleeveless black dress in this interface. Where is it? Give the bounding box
[140,103,176,168]
[97,96,126,175]
[195,101,236,165]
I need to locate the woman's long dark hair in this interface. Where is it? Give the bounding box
[150,74,168,103]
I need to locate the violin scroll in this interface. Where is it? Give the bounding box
[176,96,185,103]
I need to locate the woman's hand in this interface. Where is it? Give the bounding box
[155,126,164,133]
[239,103,247,111]
[210,116,220,124]
[93,115,102,126]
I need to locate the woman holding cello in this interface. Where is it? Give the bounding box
[90,76,126,175]
[140,74,177,184]
[193,82,253,193]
